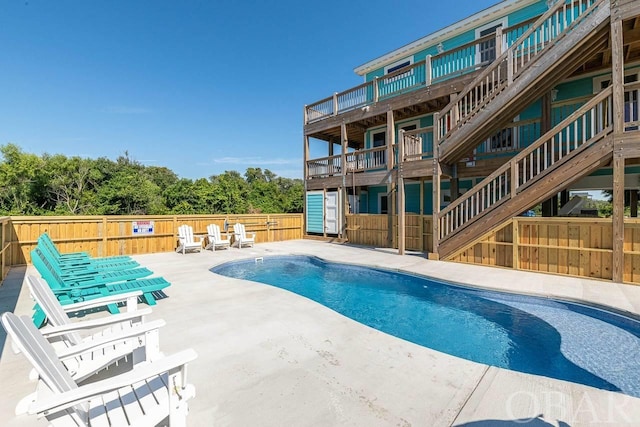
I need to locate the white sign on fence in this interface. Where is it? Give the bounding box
[132,220,155,235]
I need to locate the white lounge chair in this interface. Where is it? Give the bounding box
[233,223,256,248]
[2,312,196,427]
[176,224,203,254]
[26,275,161,382]
[205,223,231,251]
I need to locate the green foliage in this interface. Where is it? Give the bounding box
[0,144,303,215]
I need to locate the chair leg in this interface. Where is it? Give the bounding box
[143,292,157,306]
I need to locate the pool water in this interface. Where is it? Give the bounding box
[212,256,640,397]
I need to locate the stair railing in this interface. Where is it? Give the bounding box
[438,86,613,242]
[436,0,604,144]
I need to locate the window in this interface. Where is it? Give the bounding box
[484,116,519,153]
[384,57,414,84]
[371,130,387,166]
[379,194,388,214]
[475,19,507,67]
[593,70,640,130]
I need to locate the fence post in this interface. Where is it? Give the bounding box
[512,219,519,270]
[510,160,518,198]
[102,216,108,257]
[425,55,432,86]
[507,49,514,84]
[333,92,339,116]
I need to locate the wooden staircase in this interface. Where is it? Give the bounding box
[436,0,611,165]
[437,87,615,259]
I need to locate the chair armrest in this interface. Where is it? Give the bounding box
[29,349,198,415]
[55,319,165,360]
[61,291,143,312]
[40,309,153,338]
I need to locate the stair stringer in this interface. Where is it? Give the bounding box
[439,1,611,164]
[440,135,614,260]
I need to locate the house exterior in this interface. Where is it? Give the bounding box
[303,0,640,282]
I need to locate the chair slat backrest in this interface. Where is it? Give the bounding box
[2,313,79,393]
[39,233,64,258]
[1,313,88,422]
[178,225,196,244]
[207,224,221,241]
[31,248,67,290]
[27,276,83,345]
[235,223,246,239]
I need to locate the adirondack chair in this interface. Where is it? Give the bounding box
[205,224,231,251]
[39,232,134,265]
[176,224,204,254]
[2,312,196,427]
[33,247,152,285]
[38,235,140,272]
[233,223,256,248]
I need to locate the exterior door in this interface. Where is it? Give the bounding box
[325,191,340,234]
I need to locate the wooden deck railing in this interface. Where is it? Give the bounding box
[0,216,11,282]
[437,0,603,143]
[399,127,434,162]
[307,154,343,178]
[304,18,535,124]
[438,86,613,242]
[345,146,388,172]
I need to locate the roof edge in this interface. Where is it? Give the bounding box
[353,0,542,76]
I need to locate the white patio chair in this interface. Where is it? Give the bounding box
[2,312,197,427]
[205,224,231,251]
[26,275,161,382]
[233,223,256,248]
[176,224,204,254]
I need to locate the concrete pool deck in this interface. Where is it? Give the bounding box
[1,239,640,426]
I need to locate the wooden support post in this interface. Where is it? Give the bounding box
[431,112,441,259]
[450,177,459,203]
[398,130,405,256]
[612,15,625,283]
[303,135,310,181]
[613,155,625,283]
[328,139,334,157]
[332,92,338,116]
[611,19,625,134]
[419,179,424,251]
[512,218,519,270]
[507,49,514,84]
[425,55,432,86]
[341,123,347,177]
[387,110,395,171]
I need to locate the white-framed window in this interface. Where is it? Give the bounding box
[384,57,414,84]
[475,18,507,66]
[594,70,640,130]
[484,115,520,153]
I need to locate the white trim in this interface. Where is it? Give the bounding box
[398,119,421,131]
[475,17,508,65]
[593,69,640,94]
[384,57,414,75]
[354,0,541,76]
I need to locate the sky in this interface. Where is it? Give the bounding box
[0,0,501,180]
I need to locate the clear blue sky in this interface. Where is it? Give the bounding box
[0,0,499,180]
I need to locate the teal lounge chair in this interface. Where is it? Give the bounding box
[32,247,152,286]
[30,250,170,321]
[38,233,135,268]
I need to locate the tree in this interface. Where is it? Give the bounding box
[0,144,44,214]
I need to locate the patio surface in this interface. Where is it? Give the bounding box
[1,239,640,426]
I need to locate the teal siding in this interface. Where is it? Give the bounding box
[368,186,387,213]
[405,183,421,213]
[306,193,324,233]
[359,192,369,213]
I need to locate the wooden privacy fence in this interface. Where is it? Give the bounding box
[347,214,640,286]
[346,214,433,253]
[7,214,303,265]
[0,216,11,282]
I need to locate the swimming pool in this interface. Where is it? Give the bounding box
[212,255,640,397]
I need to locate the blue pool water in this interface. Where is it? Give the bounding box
[212,256,640,397]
